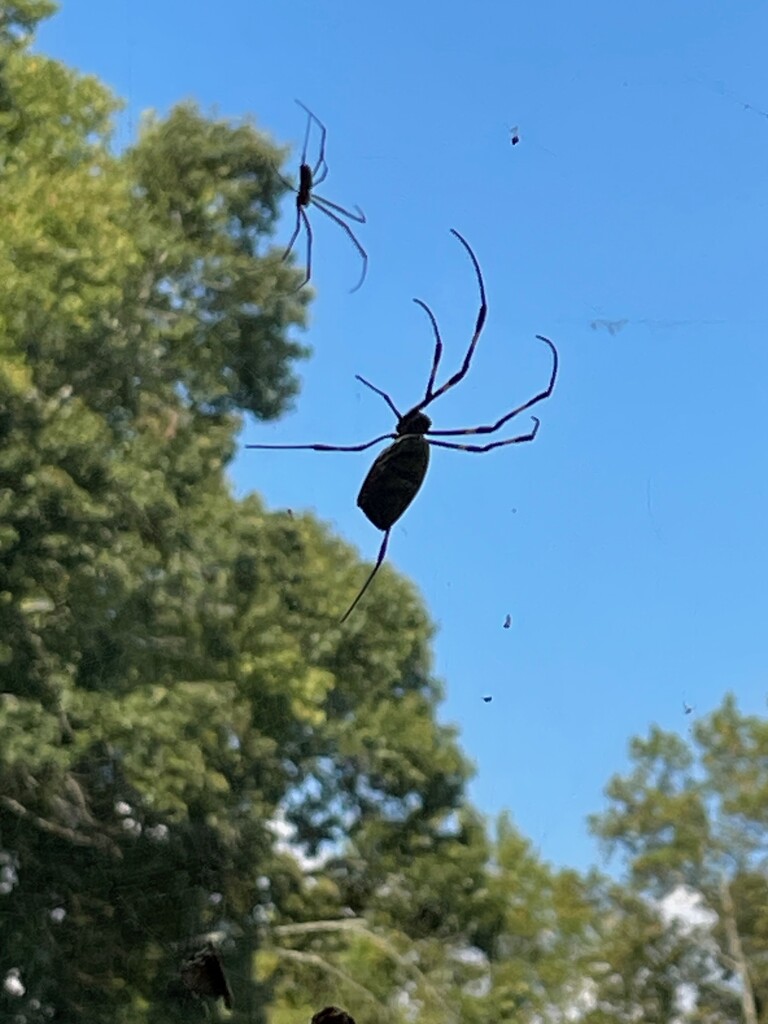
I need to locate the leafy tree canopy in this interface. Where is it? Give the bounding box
[0,12,484,1022]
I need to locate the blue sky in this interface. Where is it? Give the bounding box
[37,0,768,871]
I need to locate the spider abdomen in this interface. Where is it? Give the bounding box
[357,435,430,531]
[298,162,313,205]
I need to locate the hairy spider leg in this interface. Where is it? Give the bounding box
[427,336,559,438]
[340,530,391,624]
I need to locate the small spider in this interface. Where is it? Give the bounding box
[248,229,558,621]
[282,99,367,292]
[180,942,233,1010]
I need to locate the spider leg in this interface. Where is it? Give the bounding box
[340,529,391,623]
[296,101,314,167]
[416,229,488,411]
[246,433,396,453]
[276,170,297,193]
[426,336,559,437]
[355,375,402,419]
[428,418,540,452]
[282,202,303,261]
[295,100,329,183]
[310,200,368,292]
[312,161,329,187]
[312,194,366,223]
[286,207,313,291]
[413,299,444,401]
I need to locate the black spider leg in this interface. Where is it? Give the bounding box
[294,99,329,183]
[340,529,390,624]
[426,335,558,444]
[429,417,541,452]
[283,202,306,266]
[312,195,366,223]
[310,196,368,293]
[413,298,444,400]
[296,203,315,292]
[354,375,402,419]
[414,228,488,411]
[297,99,314,169]
[245,432,395,454]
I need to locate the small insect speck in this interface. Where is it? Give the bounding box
[510,125,520,145]
[683,701,693,715]
[483,695,493,703]
[503,614,512,629]
[286,509,294,518]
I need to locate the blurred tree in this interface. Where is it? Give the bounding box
[260,810,597,1024]
[477,815,596,1023]
[589,695,768,1023]
[577,880,728,1024]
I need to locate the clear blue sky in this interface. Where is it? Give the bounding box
[38,0,768,871]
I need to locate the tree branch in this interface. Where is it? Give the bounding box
[273,919,457,1022]
[270,947,380,1007]
[719,875,757,1024]
[0,795,122,859]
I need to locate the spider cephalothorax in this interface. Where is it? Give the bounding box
[396,409,433,435]
[248,229,558,620]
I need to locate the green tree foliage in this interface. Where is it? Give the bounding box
[578,880,725,1024]
[589,695,768,1024]
[0,6,515,1022]
[259,811,598,1024]
[17,8,764,1024]
[477,816,596,1023]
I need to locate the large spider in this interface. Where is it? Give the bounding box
[282,100,367,293]
[248,230,559,621]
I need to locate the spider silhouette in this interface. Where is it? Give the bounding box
[248,229,558,621]
[180,942,233,1010]
[282,100,367,292]
[312,1009,356,1024]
